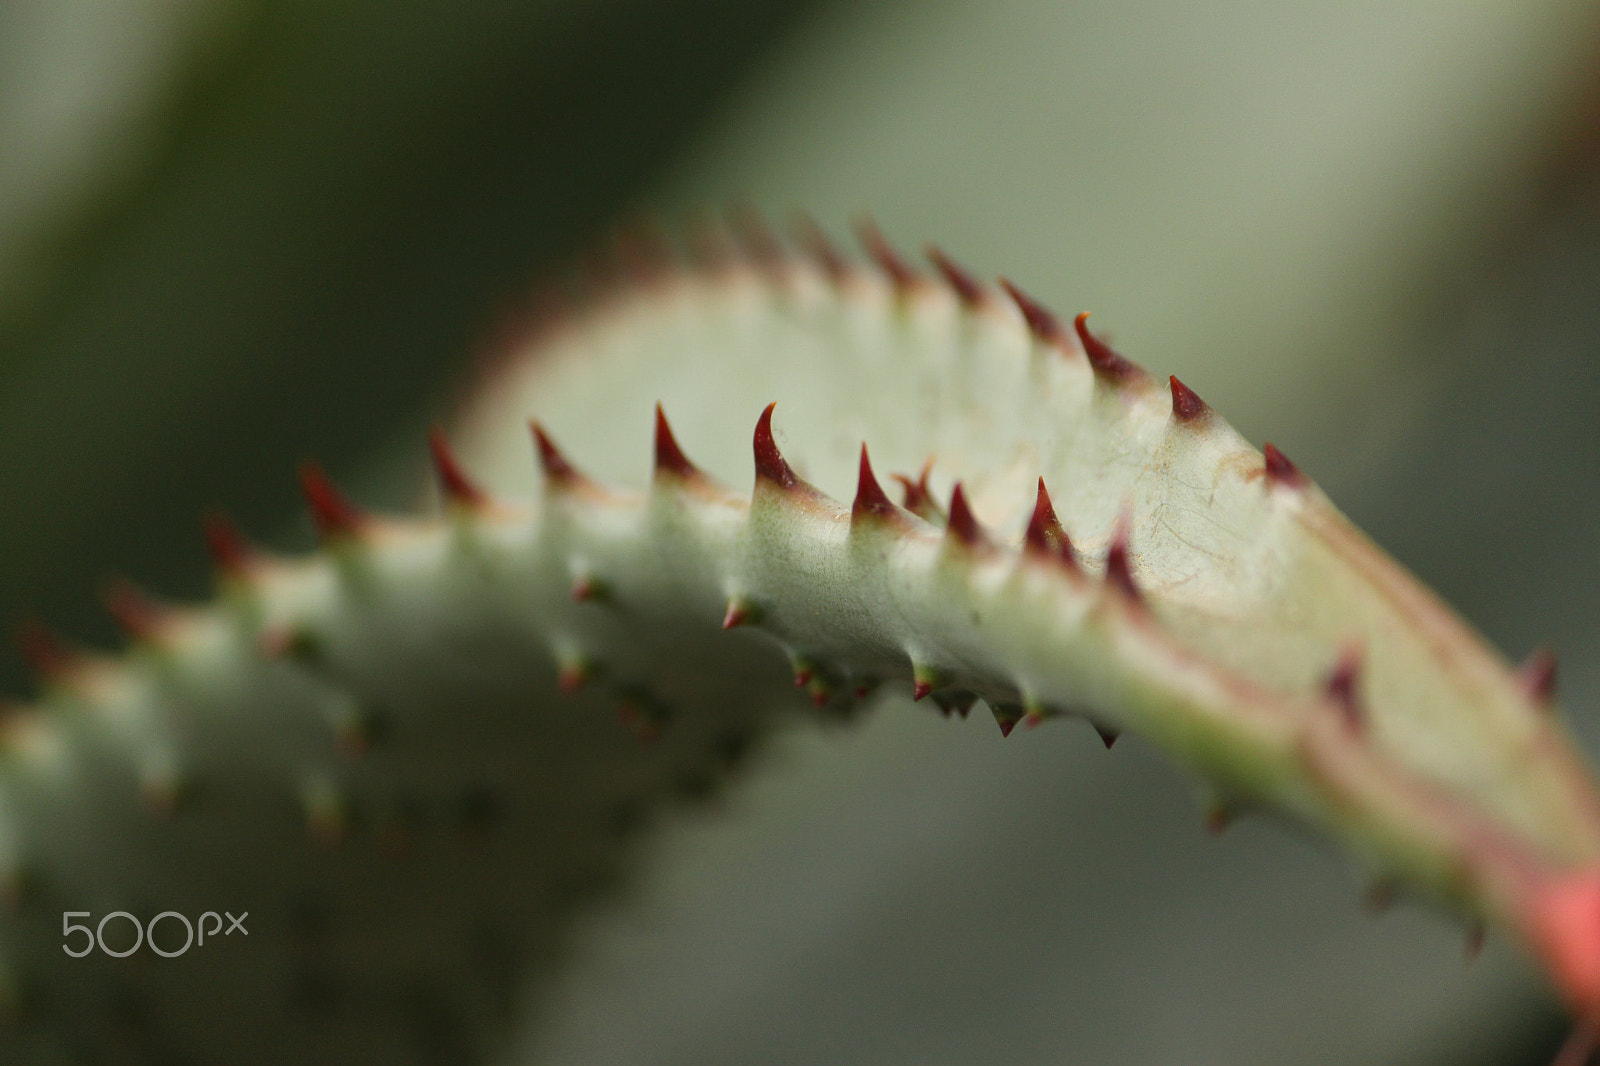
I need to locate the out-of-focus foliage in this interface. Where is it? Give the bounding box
[0,0,816,692]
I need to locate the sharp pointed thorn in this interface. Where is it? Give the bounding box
[727,203,785,267]
[852,443,902,525]
[1104,516,1141,603]
[428,428,488,508]
[1072,312,1141,382]
[299,462,367,541]
[684,208,737,272]
[793,668,813,689]
[143,779,183,819]
[1465,923,1486,962]
[203,510,256,578]
[925,246,985,306]
[992,704,1022,738]
[1025,478,1077,567]
[946,482,986,548]
[912,679,934,702]
[1204,801,1235,835]
[789,212,847,281]
[1519,647,1559,707]
[1169,375,1210,423]
[1324,645,1365,732]
[103,578,166,642]
[1554,1022,1600,1066]
[557,664,589,695]
[999,278,1064,344]
[753,403,801,490]
[570,575,606,604]
[607,215,674,283]
[15,620,74,680]
[934,691,978,720]
[530,422,581,487]
[721,598,755,630]
[1094,723,1121,749]
[1364,879,1397,915]
[1263,443,1306,486]
[654,404,700,479]
[891,459,942,522]
[854,216,918,291]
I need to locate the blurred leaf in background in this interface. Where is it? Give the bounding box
[0,0,818,690]
[3,1,1600,1064]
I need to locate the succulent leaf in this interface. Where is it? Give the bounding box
[1,216,1597,1061]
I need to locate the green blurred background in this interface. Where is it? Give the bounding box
[3,1,1599,1062]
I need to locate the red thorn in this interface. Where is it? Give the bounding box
[684,209,737,272]
[993,704,1022,737]
[999,279,1065,344]
[925,246,984,306]
[1168,375,1210,423]
[1263,443,1305,486]
[203,511,256,577]
[607,217,674,284]
[1072,312,1140,382]
[1025,478,1076,567]
[912,679,934,702]
[335,720,369,759]
[721,600,752,630]
[1520,647,1559,707]
[753,403,801,490]
[530,422,580,486]
[1553,1022,1600,1066]
[890,460,942,522]
[654,404,699,479]
[1365,880,1397,915]
[299,462,366,541]
[16,620,74,679]
[1324,646,1365,732]
[1464,923,1485,962]
[793,667,813,689]
[144,779,181,819]
[1094,723,1121,749]
[810,686,831,709]
[570,576,604,604]
[557,663,588,695]
[946,483,986,548]
[855,217,918,291]
[1104,517,1141,603]
[852,444,903,526]
[790,213,847,281]
[428,428,487,508]
[103,579,165,642]
[728,203,785,267]
[935,691,977,719]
